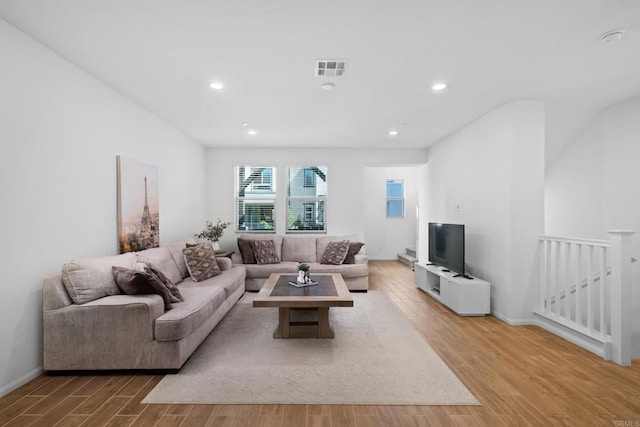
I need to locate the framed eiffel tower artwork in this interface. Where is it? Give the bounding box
[116,156,159,253]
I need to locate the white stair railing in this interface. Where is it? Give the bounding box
[536,231,635,365]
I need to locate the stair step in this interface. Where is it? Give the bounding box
[405,246,416,257]
[398,252,417,267]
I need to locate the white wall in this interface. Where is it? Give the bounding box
[364,166,420,260]
[204,148,428,250]
[424,101,545,323]
[546,95,640,356]
[0,20,206,396]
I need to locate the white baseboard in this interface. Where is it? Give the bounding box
[0,366,43,398]
[491,310,535,326]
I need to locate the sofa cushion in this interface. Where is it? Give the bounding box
[61,253,136,304]
[163,238,196,279]
[180,265,245,299]
[238,234,283,259]
[250,240,280,264]
[183,243,221,282]
[316,235,361,262]
[112,266,175,311]
[237,238,257,264]
[343,242,365,264]
[135,247,182,285]
[307,262,369,278]
[154,286,226,341]
[243,262,298,279]
[282,236,317,262]
[320,240,350,265]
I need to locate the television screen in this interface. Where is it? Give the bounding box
[428,223,465,275]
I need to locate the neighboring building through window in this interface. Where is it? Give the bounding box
[386,179,404,218]
[235,166,276,232]
[287,166,327,232]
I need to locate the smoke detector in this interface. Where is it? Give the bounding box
[316,60,347,77]
[600,30,624,44]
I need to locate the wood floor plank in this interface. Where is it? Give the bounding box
[181,404,214,426]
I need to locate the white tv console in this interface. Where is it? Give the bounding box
[414,262,490,316]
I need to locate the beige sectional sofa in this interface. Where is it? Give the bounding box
[232,234,368,291]
[42,239,246,371]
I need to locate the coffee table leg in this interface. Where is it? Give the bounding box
[317,307,334,338]
[274,307,290,338]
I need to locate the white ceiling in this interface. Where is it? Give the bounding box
[1,0,639,163]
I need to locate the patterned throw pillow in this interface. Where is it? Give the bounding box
[134,261,184,302]
[343,242,365,264]
[183,243,221,282]
[249,240,280,265]
[320,240,350,265]
[112,266,174,311]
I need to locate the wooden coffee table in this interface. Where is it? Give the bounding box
[253,273,353,339]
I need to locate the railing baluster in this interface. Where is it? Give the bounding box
[575,244,582,328]
[540,240,547,314]
[599,246,606,339]
[587,245,594,332]
[553,242,561,317]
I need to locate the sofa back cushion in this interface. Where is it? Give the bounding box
[135,247,182,285]
[61,252,136,304]
[282,236,317,262]
[316,235,362,263]
[163,238,196,279]
[238,234,284,260]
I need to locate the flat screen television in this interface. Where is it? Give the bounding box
[428,223,467,277]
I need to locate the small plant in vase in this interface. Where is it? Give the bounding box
[195,218,231,251]
[297,263,310,284]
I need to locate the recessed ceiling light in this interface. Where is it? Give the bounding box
[247,129,257,135]
[389,130,399,136]
[209,82,224,91]
[600,30,624,44]
[320,82,335,91]
[399,123,408,127]
[432,82,448,92]
[241,122,249,127]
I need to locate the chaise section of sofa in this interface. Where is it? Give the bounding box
[43,239,246,371]
[232,234,368,291]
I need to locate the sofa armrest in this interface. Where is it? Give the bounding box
[43,294,164,370]
[217,257,232,271]
[354,254,368,264]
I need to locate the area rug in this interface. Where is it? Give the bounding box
[143,290,478,405]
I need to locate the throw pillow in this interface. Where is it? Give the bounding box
[237,238,257,264]
[134,261,183,302]
[249,240,280,265]
[112,266,174,311]
[320,240,350,265]
[343,242,365,264]
[183,243,221,282]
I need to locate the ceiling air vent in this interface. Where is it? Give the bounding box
[315,59,347,77]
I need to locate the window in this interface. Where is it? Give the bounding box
[287,166,327,232]
[386,179,404,218]
[235,166,276,232]
[303,168,315,187]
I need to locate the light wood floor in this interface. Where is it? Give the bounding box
[1,260,639,426]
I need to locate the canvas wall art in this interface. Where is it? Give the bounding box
[117,156,159,253]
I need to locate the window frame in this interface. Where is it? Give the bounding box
[286,166,327,233]
[386,179,405,219]
[235,166,277,233]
